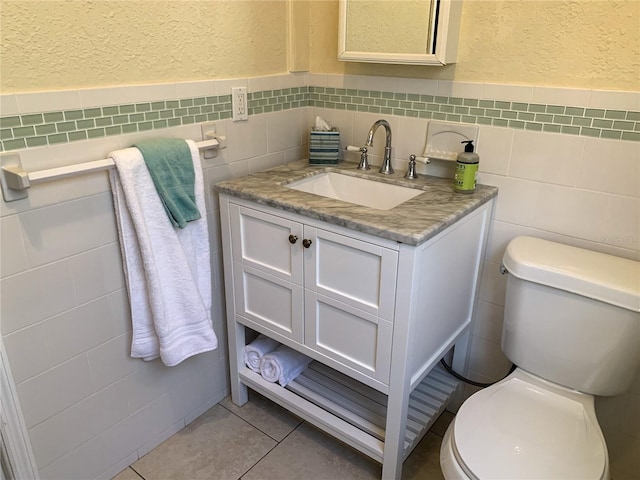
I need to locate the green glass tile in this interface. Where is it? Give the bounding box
[621,131,640,141]
[194,97,206,106]
[461,115,477,124]
[613,120,634,130]
[43,112,64,123]
[565,107,585,116]
[446,114,462,123]
[454,106,469,115]
[627,111,640,121]
[601,130,622,140]
[479,100,494,108]
[21,114,44,125]
[486,109,501,118]
[554,115,572,125]
[167,118,182,127]
[153,119,168,129]
[369,106,381,114]
[635,123,640,132]
[36,124,56,135]
[433,96,447,104]
[469,107,485,116]
[3,138,26,149]
[399,101,412,109]
[512,102,528,111]
[130,113,145,123]
[121,123,138,134]
[477,117,493,125]
[95,117,112,127]
[346,104,357,111]
[0,129,12,140]
[560,126,580,135]
[585,108,605,118]
[151,101,165,111]
[517,112,535,121]
[138,121,153,131]
[182,116,196,124]
[119,104,135,114]
[358,105,370,112]
[87,128,105,139]
[420,95,434,103]
[325,87,336,95]
[374,99,387,107]
[12,126,35,138]
[580,127,601,137]
[440,105,455,114]
[463,98,479,107]
[329,95,340,103]
[433,112,448,121]
[387,100,400,108]
[418,111,432,119]
[501,111,517,120]
[348,89,359,96]
[380,107,393,115]
[145,112,160,121]
[26,136,48,147]
[528,104,546,113]
[406,110,419,118]
[77,119,95,129]
[572,117,591,127]
[68,131,87,142]
[508,120,525,129]
[219,95,231,103]
[448,97,463,106]
[495,101,511,110]
[325,102,336,109]
[113,115,128,125]
[335,103,347,110]
[179,98,194,108]
[64,110,83,121]
[56,121,76,132]
[363,98,375,106]
[135,103,151,112]
[47,133,68,144]
[525,122,543,132]
[174,107,188,116]
[593,119,613,129]
[268,97,278,105]
[535,113,554,123]
[392,108,405,116]
[281,103,291,111]
[427,103,440,112]
[394,93,407,101]
[166,100,180,109]
[604,110,625,120]
[413,102,427,110]
[334,88,346,96]
[105,126,121,136]
[546,105,564,114]
[84,108,102,118]
[407,94,420,101]
[102,106,119,116]
[160,109,175,118]
[263,105,274,113]
[381,92,394,99]
[543,124,562,133]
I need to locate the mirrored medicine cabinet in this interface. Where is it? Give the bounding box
[338,0,462,65]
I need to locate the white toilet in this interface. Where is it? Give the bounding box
[440,236,640,480]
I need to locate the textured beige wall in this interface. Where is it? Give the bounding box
[311,0,640,91]
[0,0,287,92]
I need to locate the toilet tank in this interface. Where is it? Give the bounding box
[501,237,640,396]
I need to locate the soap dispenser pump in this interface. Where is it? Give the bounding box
[454,140,479,193]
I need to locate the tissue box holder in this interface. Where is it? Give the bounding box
[309,128,340,166]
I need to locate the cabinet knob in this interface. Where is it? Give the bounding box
[302,239,312,248]
[288,235,298,244]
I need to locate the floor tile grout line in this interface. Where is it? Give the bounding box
[128,466,146,479]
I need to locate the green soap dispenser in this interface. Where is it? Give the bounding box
[454,140,479,193]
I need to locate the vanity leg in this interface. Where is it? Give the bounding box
[228,321,248,406]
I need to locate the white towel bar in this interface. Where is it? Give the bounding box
[0,138,220,202]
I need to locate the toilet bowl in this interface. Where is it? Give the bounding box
[440,236,639,480]
[440,369,609,480]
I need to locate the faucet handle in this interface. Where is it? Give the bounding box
[346,145,370,170]
[405,154,419,179]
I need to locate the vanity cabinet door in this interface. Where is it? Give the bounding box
[303,227,398,383]
[229,204,304,342]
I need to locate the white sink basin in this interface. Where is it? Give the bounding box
[285,172,422,210]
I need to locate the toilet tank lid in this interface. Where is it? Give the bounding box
[503,236,640,312]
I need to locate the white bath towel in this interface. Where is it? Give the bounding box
[260,345,312,387]
[109,139,217,366]
[243,335,280,373]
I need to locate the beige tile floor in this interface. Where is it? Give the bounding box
[113,391,455,480]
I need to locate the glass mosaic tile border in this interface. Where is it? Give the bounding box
[1,85,638,152]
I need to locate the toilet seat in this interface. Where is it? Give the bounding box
[452,371,607,479]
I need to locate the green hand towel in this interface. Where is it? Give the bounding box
[135,138,201,229]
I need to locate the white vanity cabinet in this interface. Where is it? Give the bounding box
[219,191,494,480]
[228,202,397,387]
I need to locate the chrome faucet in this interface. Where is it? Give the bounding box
[365,119,394,175]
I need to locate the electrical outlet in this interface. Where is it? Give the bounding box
[232,87,248,122]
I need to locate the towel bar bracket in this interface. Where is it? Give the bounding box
[0,137,222,203]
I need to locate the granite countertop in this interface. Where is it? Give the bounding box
[215,160,498,246]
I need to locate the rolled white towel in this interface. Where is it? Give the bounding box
[243,335,280,373]
[260,345,313,387]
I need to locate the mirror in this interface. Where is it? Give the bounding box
[338,0,462,66]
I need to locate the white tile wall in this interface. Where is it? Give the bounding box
[1,74,638,479]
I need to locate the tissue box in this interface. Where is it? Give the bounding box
[309,128,340,166]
